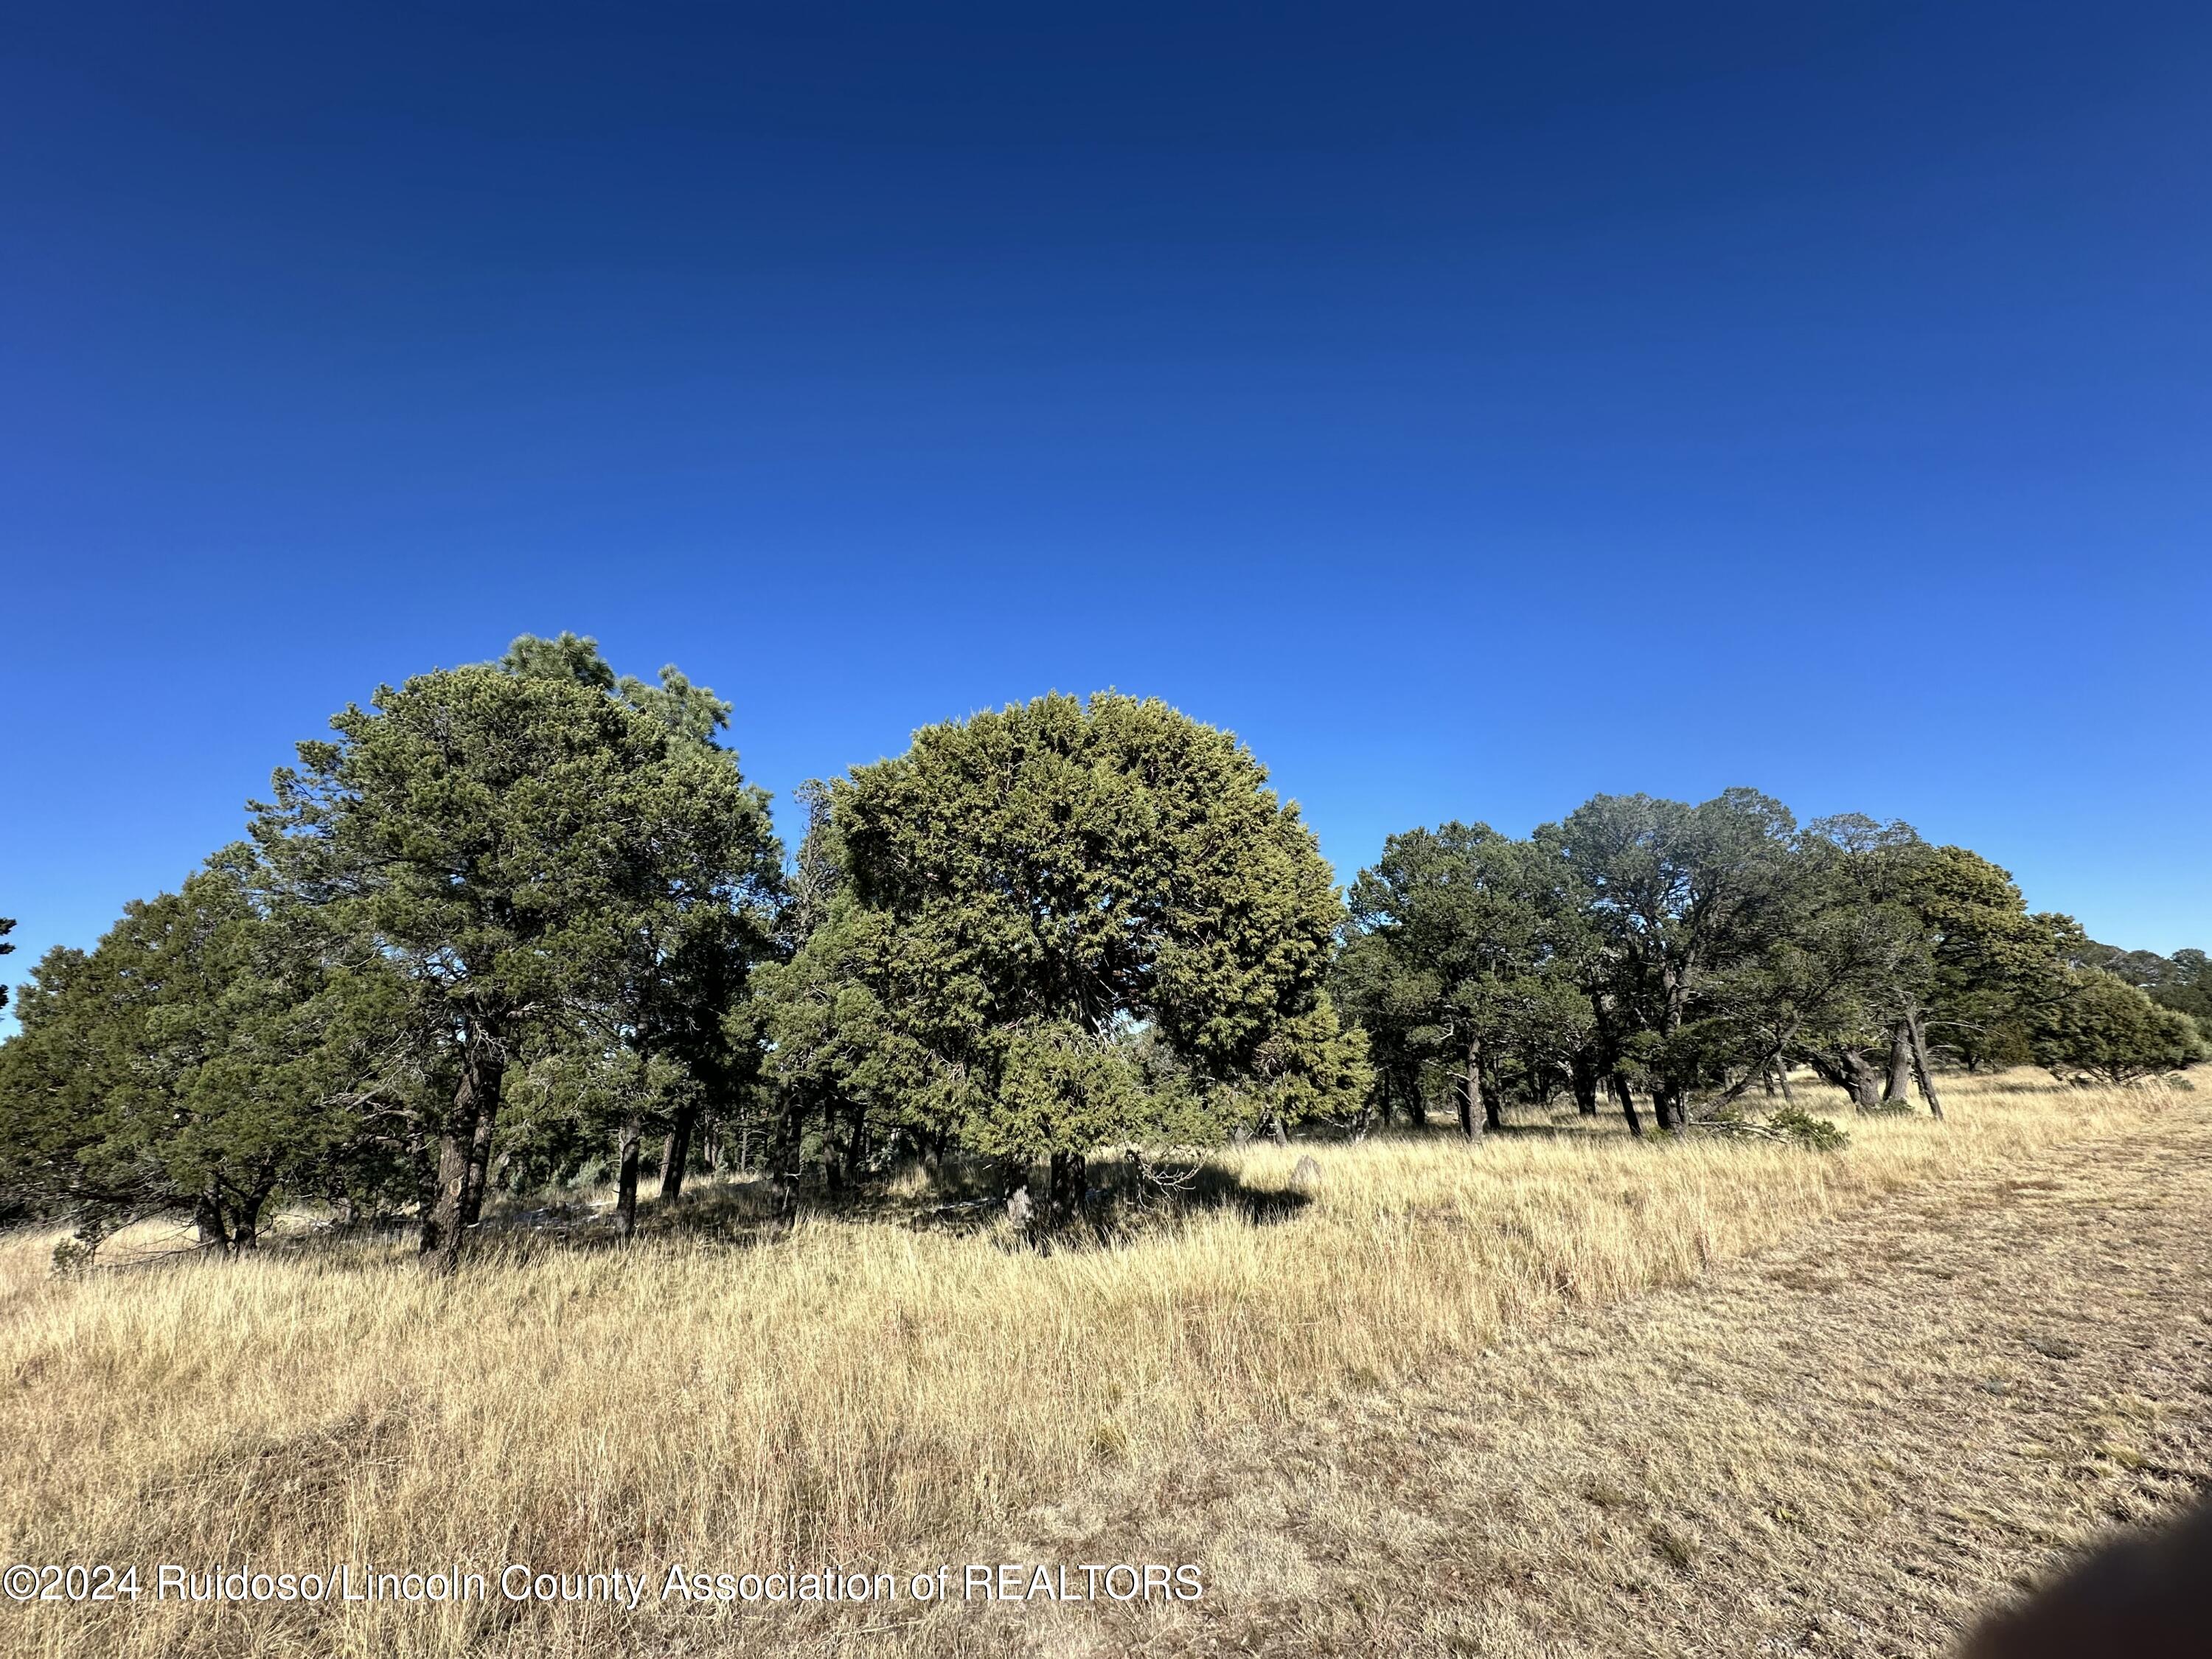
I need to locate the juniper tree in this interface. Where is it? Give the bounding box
[1537,790,1799,1132]
[2151,949,2212,1041]
[1906,846,2081,1079]
[1341,824,1593,1139]
[0,853,409,1250]
[2033,970,2208,1084]
[765,692,1367,1225]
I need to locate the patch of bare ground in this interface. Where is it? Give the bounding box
[929,1105,2212,1658]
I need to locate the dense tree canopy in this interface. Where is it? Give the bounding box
[2030,968,2207,1085]
[1336,823,1592,1138]
[495,633,782,1232]
[759,692,1367,1220]
[0,855,413,1248]
[248,644,781,1271]
[1338,794,2203,1138]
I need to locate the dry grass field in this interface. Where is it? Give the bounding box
[1,1072,2204,1658]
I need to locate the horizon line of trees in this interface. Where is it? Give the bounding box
[2,636,2204,1267]
[1334,801,2207,1140]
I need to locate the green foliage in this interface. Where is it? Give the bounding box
[49,1231,99,1279]
[1767,1105,1850,1150]
[254,663,766,1027]
[7,630,2205,1255]
[0,853,410,1244]
[248,647,783,1260]
[1336,791,2195,1133]
[759,692,1368,1161]
[499,634,783,1194]
[501,629,737,749]
[1543,790,1802,1119]
[2076,945,2212,1046]
[2032,969,2209,1085]
[1339,821,1593,1128]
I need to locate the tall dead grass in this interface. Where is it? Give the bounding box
[0,1072,2180,1656]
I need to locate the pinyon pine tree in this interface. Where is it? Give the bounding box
[252,658,779,1273]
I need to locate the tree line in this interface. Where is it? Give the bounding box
[1334,800,2206,1138]
[1,637,2203,1266]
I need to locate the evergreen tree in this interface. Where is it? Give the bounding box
[251,659,779,1272]
[2033,970,2208,1084]
[762,692,1366,1225]
[2150,949,2212,1041]
[0,854,408,1251]
[1341,824,1592,1139]
[1537,790,1799,1132]
[495,633,782,1229]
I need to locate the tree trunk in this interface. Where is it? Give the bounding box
[423,1131,467,1259]
[1269,1114,1288,1147]
[1814,1047,1884,1113]
[229,1183,272,1252]
[195,1186,230,1253]
[1609,1073,1642,1137]
[1003,1157,1035,1237]
[823,1107,847,1192]
[1047,1150,1088,1233]
[1461,1034,1485,1141]
[613,1112,643,1240]
[1884,1022,1913,1104]
[1844,1049,1882,1112]
[1906,1008,1944,1120]
[425,1024,505,1276]
[768,1096,805,1228]
[451,1035,504,1239]
[1571,1051,1601,1116]
[843,1103,870,1182]
[1656,970,1689,1133]
[659,1102,698,1201]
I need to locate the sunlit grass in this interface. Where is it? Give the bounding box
[0,1071,2183,1657]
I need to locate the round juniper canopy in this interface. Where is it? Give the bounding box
[761,692,1368,1157]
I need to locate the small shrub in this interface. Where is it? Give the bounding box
[49,1233,99,1279]
[1770,1106,1849,1150]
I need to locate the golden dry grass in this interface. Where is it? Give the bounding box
[0,1072,2197,1657]
[985,1082,2212,1659]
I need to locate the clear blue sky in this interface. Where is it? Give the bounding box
[4,2,2208,1020]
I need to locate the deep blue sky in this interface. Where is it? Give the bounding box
[4,1,2209,1018]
